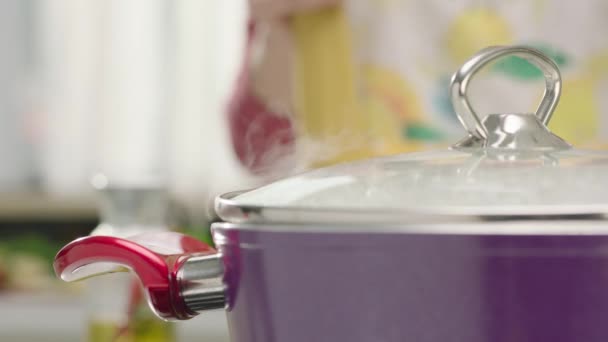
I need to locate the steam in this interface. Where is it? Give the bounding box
[245,122,372,182]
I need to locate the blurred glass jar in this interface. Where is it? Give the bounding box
[85,175,175,342]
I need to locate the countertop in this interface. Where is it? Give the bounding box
[0,292,230,341]
[0,192,96,221]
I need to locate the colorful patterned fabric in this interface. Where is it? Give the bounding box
[344,0,608,146]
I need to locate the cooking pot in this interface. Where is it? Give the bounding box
[54,46,608,342]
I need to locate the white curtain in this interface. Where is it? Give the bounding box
[36,0,249,219]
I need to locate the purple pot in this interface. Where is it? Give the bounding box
[216,227,608,342]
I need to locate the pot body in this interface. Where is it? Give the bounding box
[213,223,608,342]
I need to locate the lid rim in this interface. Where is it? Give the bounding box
[215,190,608,226]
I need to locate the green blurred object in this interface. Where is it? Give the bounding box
[491,43,569,80]
[0,234,62,272]
[403,123,444,141]
[88,319,173,342]
[181,225,214,248]
[433,76,459,123]
[0,235,59,259]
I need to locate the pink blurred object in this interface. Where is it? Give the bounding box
[227,23,295,174]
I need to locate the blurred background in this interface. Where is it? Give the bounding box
[0,0,248,341]
[3,0,608,341]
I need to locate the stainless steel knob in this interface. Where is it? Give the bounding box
[450,45,569,151]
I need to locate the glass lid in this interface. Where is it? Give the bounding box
[216,46,608,225]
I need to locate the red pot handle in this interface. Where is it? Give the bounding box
[54,232,216,320]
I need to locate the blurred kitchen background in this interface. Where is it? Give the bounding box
[0,0,249,341]
[4,0,608,341]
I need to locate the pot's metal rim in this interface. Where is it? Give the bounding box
[211,220,608,236]
[215,191,608,231]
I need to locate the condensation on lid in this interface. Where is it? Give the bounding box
[229,148,608,216]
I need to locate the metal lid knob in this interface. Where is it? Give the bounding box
[450,45,570,150]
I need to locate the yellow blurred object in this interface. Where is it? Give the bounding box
[445,8,513,64]
[291,6,421,167]
[586,51,608,78]
[548,52,608,144]
[290,6,360,137]
[548,77,598,144]
[364,64,424,122]
[291,6,368,165]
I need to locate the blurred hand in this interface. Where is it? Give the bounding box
[250,0,342,20]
